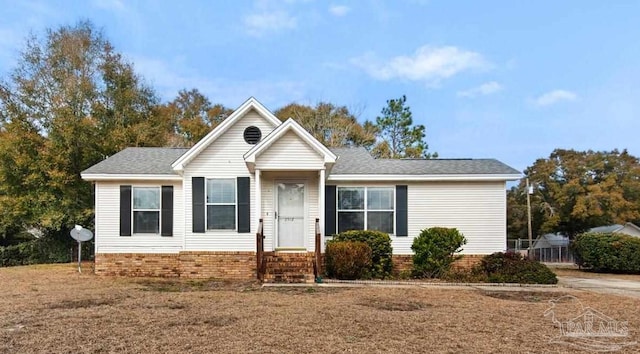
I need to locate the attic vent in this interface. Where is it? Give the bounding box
[243,126,262,144]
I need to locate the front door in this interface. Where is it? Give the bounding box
[276,182,305,249]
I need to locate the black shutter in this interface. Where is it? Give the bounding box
[237,177,250,233]
[396,185,408,237]
[161,186,173,236]
[120,185,132,236]
[192,177,205,233]
[325,185,336,236]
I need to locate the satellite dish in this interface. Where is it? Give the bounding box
[69,225,94,274]
[70,227,94,242]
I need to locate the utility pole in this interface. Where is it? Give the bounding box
[526,178,533,260]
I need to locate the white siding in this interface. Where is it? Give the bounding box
[255,131,324,170]
[183,109,276,251]
[329,181,507,255]
[403,181,507,255]
[95,181,184,253]
[260,172,319,251]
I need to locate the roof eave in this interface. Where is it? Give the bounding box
[81,173,183,181]
[327,173,522,182]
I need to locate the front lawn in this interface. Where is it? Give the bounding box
[1,264,638,353]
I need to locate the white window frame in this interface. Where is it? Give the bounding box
[337,186,395,234]
[132,186,161,235]
[205,178,237,231]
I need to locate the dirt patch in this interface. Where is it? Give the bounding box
[359,297,430,311]
[135,278,261,292]
[48,297,120,309]
[481,291,570,303]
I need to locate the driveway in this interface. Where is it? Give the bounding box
[559,276,640,299]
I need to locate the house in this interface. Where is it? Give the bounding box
[532,223,640,263]
[81,97,521,281]
[589,223,640,238]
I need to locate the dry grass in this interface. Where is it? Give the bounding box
[1,264,639,353]
[553,267,640,281]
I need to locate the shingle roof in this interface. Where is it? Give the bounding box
[82,146,520,177]
[329,147,521,175]
[81,147,188,175]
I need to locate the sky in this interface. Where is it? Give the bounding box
[1,0,639,173]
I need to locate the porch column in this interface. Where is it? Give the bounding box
[255,169,261,228]
[318,169,325,252]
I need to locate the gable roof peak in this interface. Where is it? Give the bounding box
[171,96,281,171]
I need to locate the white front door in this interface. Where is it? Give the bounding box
[276,182,305,249]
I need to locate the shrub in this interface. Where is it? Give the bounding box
[0,233,89,267]
[411,227,466,278]
[572,232,640,273]
[324,241,372,280]
[332,230,393,278]
[441,267,489,283]
[477,252,558,284]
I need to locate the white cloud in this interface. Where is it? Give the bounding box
[351,45,489,85]
[329,5,350,17]
[534,89,578,106]
[457,81,503,98]
[244,10,297,37]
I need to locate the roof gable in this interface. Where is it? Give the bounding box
[172,97,281,171]
[243,118,337,172]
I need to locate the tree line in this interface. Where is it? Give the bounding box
[1,21,638,248]
[0,21,434,244]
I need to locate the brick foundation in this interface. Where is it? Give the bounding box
[95,252,487,279]
[392,254,486,274]
[95,252,255,279]
[95,253,181,277]
[179,251,256,279]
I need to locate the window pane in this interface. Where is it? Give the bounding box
[367,211,393,234]
[133,188,159,209]
[207,205,235,230]
[337,211,364,233]
[338,188,364,210]
[207,179,235,204]
[367,188,394,210]
[133,211,160,233]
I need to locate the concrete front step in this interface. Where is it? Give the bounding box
[263,252,315,283]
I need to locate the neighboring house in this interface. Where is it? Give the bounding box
[81,97,520,281]
[589,223,640,238]
[532,222,640,263]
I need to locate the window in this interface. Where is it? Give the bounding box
[337,187,394,234]
[133,187,160,234]
[206,179,236,230]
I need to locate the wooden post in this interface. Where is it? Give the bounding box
[256,219,264,281]
[526,178,534,260]
[314,218,321,279]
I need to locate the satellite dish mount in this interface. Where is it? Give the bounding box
[70,225,94,273]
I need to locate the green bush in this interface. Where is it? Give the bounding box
[411,227,466,278]
[477,252,558,284]
[572,232,640,273]
[332,230,393,278]
[324,241,373,280]
[0,234,90,267]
